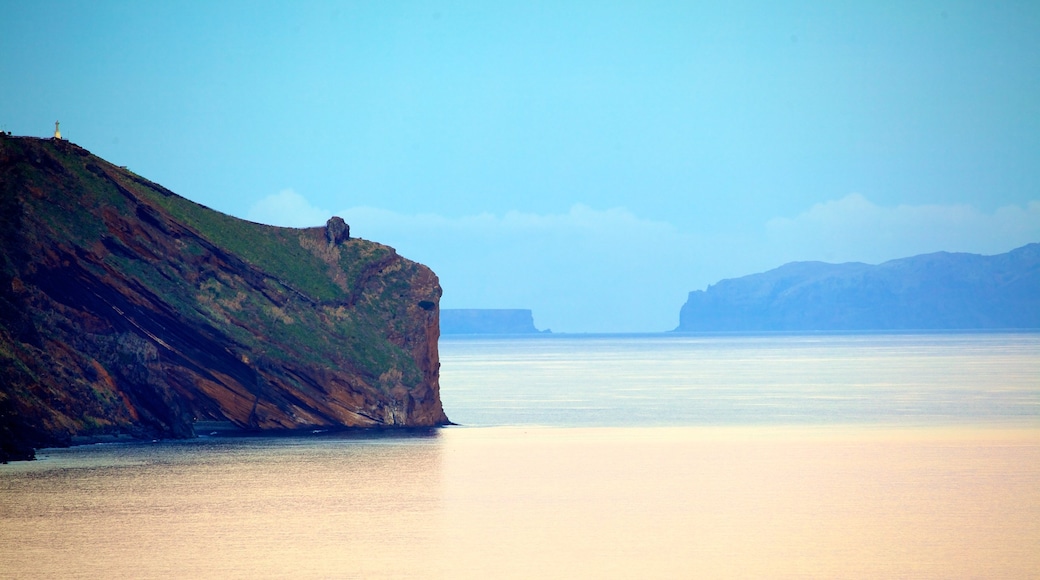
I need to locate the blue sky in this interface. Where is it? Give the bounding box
[3,1,1039,331]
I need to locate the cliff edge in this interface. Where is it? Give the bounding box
[0,135,448,462]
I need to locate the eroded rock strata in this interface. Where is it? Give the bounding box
[0,134,448,462]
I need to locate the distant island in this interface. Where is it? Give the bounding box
[441,309,547,334]
[677,243,1040,332]
[0,134,448,462]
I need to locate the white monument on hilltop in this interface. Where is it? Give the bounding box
[54,121,61,140]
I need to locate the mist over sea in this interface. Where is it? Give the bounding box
[2,333,1038,578]
[441,332,1040,428]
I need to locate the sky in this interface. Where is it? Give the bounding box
[2,1,1039,332]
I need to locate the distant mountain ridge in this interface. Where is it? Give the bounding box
[677,244,1040,332]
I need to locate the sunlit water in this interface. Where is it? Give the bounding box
[2,333,1039,578]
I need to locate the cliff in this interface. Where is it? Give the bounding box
[440,309,545,334]
[0,134,448,462]
[677,244,1040,332]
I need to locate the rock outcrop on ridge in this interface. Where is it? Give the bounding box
[677,244,1040,332]
[0,134,449,462]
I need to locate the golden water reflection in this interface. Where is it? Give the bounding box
[2,426,1038,578]
[440,426,1040,578]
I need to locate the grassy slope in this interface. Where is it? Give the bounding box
[7,137,428,394]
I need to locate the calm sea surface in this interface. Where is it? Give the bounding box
[2,333,1039,578]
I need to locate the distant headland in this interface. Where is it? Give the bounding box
[677,243,1040,332]
[441,309,548,334]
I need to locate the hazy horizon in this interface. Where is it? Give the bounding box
[3,2,1038,331]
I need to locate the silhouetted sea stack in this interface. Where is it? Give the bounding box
[441,309,546,334]
[0,134,449,462]
[677,244,1040,332]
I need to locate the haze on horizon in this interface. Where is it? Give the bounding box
[3,1,1038,332]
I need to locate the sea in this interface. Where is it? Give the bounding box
[1,332,1038,579]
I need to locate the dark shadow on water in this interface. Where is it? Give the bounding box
[194,421,443,442]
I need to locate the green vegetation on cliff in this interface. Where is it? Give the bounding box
[0,134,448,462]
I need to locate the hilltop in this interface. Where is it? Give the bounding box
[0,134,448,462]
[677,244,1040,332]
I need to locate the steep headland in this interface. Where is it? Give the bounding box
[677,244,1040,332]
[0,134,448,462]
[440,309,546,334]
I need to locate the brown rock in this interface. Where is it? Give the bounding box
[325,216,350,245]
[0,134,449,461]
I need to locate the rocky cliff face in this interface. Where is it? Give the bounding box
[0,135,448,462]
[677,244,1040,332]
